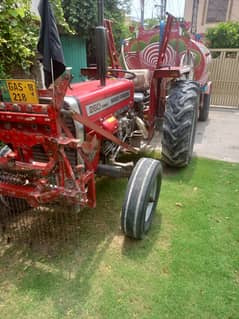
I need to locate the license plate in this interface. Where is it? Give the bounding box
[0,79,39,104]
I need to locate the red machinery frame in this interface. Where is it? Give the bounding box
[82,14,193,140]
[0,73,137,209]
[0,13,211,211]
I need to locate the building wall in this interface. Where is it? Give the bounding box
[31,0,40,15]
[184,0,239,34]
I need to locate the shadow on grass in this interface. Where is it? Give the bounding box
[162,157,199,183]
[121,212,162,260]
[0,175,164,316]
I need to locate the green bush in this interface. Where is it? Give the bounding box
[206,22,239,48]
[0,0,38,78]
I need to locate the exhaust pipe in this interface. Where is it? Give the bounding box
[135,116,149,139]
[96,0,107,86]
[96,164,132,178]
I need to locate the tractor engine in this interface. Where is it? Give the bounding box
[65,78,145,161]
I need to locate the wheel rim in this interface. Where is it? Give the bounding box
[145,178,158,223]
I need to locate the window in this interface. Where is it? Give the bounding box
[206,0,229,23]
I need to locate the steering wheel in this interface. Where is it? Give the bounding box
[107,68,136,80]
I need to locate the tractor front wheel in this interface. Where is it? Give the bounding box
[121,157,162,240]
[162,80,200,167]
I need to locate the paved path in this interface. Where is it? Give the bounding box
[194,108,239,163]
[151,108,239,163]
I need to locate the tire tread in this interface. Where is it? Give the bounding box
[121,158,162,239]
[162,80,199,167]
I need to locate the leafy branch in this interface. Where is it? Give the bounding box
[0,0,38,78]
[206,22,239,48]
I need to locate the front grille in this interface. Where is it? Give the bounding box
[32,116,77,167]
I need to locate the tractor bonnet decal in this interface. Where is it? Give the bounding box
[86,90,130,116]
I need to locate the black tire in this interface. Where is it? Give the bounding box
[199,93,210,121]
[162,80,200,167]
[121,157,162,239]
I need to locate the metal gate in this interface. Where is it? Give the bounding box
[209,49,239,108]
[61,36,87,83]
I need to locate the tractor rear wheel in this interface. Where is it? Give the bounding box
[162,80,200,167]
[121,157,162,239]
[199,93,210,121]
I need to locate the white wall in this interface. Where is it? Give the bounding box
[31,0,40,16]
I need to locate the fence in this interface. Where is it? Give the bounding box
[208,48,239,108]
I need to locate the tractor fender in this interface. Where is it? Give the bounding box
[202,81,212,95]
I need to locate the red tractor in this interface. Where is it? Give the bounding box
[0,1,211,239]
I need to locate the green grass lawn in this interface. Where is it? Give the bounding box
[0,158,239,319]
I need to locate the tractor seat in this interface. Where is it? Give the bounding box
[131,69,150,92]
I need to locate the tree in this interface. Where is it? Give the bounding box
[51,0,74,34]
[61,0,131,51]
[0,0,38,78]
[144,18,161,29]
[206,22,239,48]
[0,0,131,78]
[61,0,96,37]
